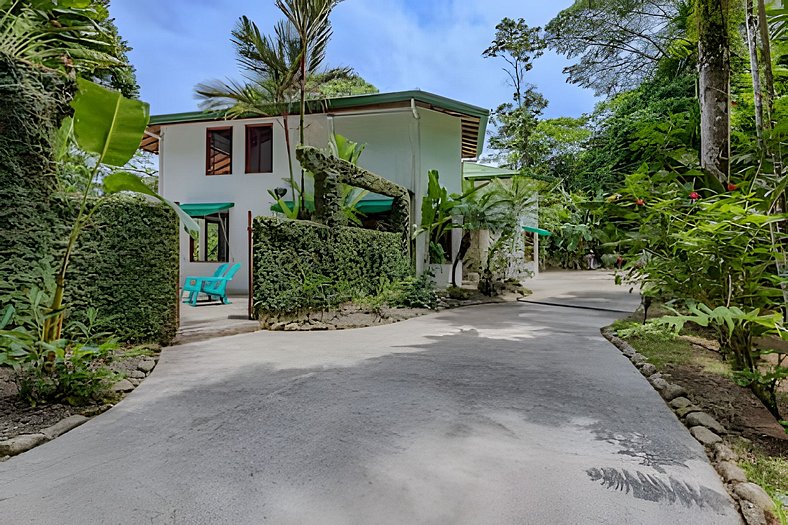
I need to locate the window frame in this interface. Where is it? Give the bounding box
[205,126,233,176]
[189,212,230,263]
[244,124,274,174]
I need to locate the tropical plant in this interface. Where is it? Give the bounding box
[416,170,463,265]
[0,0,138,96]
[42,79,198,342]
[196,17,301,207]
[275,0,343,212]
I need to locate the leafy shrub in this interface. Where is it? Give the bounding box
[253,218,411,316]
[369,274,439,310]
[446,286,472,300]
[616,320,678,341]
[1,299,120,406]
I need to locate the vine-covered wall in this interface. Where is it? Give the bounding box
[0,56,179,345]
[0,53,74,303]
[253,217,410,317]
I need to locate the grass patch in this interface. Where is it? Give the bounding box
[732,439,788,522]
[611,319,729,375]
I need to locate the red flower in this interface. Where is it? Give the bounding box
[727,183,738,192]
[635,198,645,206]
[689,192,700,201]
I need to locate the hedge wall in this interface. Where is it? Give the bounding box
[253,218,411,316]
[65,196,180,344]
[0,53,74,302]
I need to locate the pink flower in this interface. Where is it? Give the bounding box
[689,192,700,201]
[727,183,738,192]
[635,198,645,206]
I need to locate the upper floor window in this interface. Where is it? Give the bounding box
[245,125,273,173]
[206,127,233,175]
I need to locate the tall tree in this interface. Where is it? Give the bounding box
[697,0,731,183]
[196,17,302,198]
[483,18,548,169]
[545,0,689,96]
[275,0,342,212]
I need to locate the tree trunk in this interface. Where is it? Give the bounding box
[745,0,764,145]
[697,0,731,184]
[756,0,776,123]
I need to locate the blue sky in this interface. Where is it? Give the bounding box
[112,0,598,119]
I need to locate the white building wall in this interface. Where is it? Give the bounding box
[158,108,466,294]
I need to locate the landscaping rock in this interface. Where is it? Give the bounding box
[129,370,145,379]
[690,426,722,446]
[669,397,693,410]
[284,323,300,331]
[685,412,726,435]
[638,363,658,377]
[631,353,647,365]
[740,501,767,525]
[675,405,703,418]
[714,443,739,463]
[129,378,141,387]
[41,415,88,441]
[137,360,155,373]
[716,461,747,483]
[734,483,775,512]
[0,434,47,456]
[82,404,111,417]
[660,383,687,401]
[649,376,669,391]
[112,379,135,393]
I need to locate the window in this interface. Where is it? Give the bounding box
[206,128,233,175]
[189,213,230,262]
[245,125,273,173]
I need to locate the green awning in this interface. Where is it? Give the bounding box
[523,225,552,236]
[271,198,393,214]
[179,202,234,217]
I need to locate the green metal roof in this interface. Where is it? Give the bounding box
[149,90,489,158]
[179,202,234,217]
[463,162,519,180]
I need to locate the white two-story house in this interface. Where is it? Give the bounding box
[140,90,489,294]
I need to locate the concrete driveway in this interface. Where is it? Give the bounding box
[0,272,740,524]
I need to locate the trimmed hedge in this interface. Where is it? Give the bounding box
[253,217,410,316]
[65,196,180,344]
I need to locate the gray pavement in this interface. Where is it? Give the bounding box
[0,271,740,524]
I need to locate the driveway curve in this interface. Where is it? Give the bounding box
[0,272,740,524]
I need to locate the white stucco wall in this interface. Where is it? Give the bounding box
[158,107,466,294]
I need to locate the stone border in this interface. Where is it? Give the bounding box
[0,354,159,461]
[602,328,780,525]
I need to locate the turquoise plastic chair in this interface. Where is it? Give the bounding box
[201,263,241,305]
[182,264,228,305]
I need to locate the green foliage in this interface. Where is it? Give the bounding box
[616,320,678,341]
[71,77,150,167]
[545,0,687,96]
[253,218,411,316]
[0,54,73,307]
[64,196,180,344]
[308,70,378,97]
[1,296,120,407]
[366,274,439,310]
[0,0,139,96]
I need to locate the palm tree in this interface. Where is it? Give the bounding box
[196,17,301,199]
[274,0,342,211]
[196,7,349,216]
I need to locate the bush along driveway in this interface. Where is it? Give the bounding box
[0,272,742,524]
